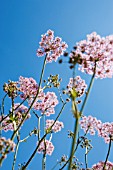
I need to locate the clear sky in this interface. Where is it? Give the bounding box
[0,0,113,170]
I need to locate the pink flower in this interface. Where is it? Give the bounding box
[0,103,30,131]
[18,76,40,99]
[80,115,113,143]
[37,29,68,63]
[79,116,101,135]
[0,137,15,160]
[92,161,113,170]
[46,119,64,133]
[30,91,58,116]
[37,140,54,155]
[66,76,87,98]
[70,32,113,78]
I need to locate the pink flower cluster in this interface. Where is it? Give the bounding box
[0,137,15,160]
[18,76,58,116]
[92,161,113,170]
[46,119,64,133]
[67,76,87,98]
[79,116,113,143]
[0,103,30,131]
[37,29,68,63]
[18,76,42,99]
[72,32,113,78]
[37,140,54,155]
[31,91,58,116]
[98,122,113,143]
[0,116,14,131]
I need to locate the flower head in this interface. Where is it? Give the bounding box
[70,32,113,78]
[66,76,87,100]
[31,91,58,116]
[46,119,64,133]
[37,140,54,155]
[37,29,68,63]
[0,137,15,160]
[92,161,113,170]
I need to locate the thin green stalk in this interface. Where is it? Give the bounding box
[68,117,79,170]
[51,161,59,170]
[60,129,89,170]
[103,137,112,170]
[42,139,46,170]
[85,146,88,169]
[1,94,7,116]
[42,115,46,170]
[80,63,96,115]
[11,55,47,141]
[12,137,20,170]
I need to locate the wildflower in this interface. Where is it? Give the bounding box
[37,29,68,63]
[79,116,102,135]
[66,76,87,100]
[80,115,113,143]
[70,32,113,78]
[37,140,54,155]
[30,91,58,116]
[46,119,64,133]
[92,161,113,170]
[18,76,40,99]
[0,103,30,131]
[0,137,15,160]
[3,80,18,98]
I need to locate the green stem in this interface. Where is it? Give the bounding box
[80,64,96,116]
[42,139,46,170]
[60,129,89,170]
[68,117,79,170]
[85,146,88,169]
[103,137,112,170]
[42,115,46,170]
[51,161,59,170]
[12,137,20,170]
[11,55,47,141]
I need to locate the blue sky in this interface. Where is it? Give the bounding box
[0,0,113,169]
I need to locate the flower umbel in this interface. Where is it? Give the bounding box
[37,140,54,155]
[37,29,68,63]
[70,32,113,78]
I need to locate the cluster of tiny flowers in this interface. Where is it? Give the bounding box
[31,91,58,116]
[80,116,113,143]
[71,32,113,78]
[46,119,64,133]
[98,122,113,143]
[37,140,54,155]
[18,76,42,99]
[66,76,87,98]
[0,104,30,131]
[79,116,101,135]
[13,103,30,123]
[92,161,113,170]
[0,116,14,131]
[37,29,68,63]
[3,80,18,98]
[0,137,15,160]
